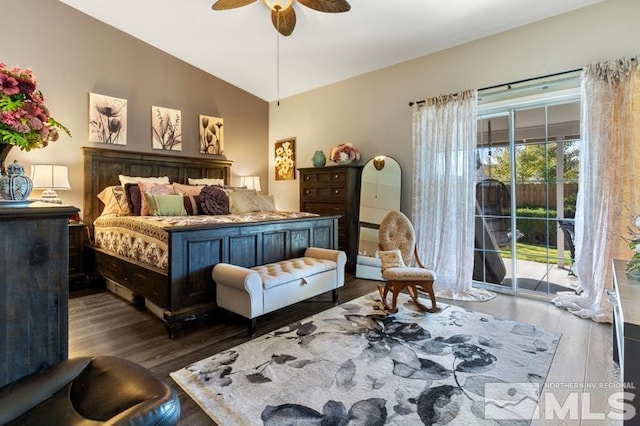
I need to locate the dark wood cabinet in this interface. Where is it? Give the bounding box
[299,165,363,273]
[0,202,79,389]
[610,259,640,424]
[68,222,87,290]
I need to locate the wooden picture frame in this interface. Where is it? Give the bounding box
[89,93,127,145]
[151,106,182,151]
[274,137,296,181]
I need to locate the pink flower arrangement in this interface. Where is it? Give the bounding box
[0,62,70,151]
[329,142,360,164]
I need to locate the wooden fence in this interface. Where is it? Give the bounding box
[505,183,578,209]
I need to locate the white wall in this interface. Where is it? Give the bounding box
[267,0,639,215]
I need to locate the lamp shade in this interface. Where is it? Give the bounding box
[240,176,261,192]
[30,165,71,190]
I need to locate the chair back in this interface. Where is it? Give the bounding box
[379,210,415,266]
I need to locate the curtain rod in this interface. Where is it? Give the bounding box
[408,68,582,107]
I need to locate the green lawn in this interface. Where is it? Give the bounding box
[500,243,572,265]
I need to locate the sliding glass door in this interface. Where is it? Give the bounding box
[474,98,581,297]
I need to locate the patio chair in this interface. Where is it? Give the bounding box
[476,178,523,247]
[558,219,576,276]
[377,210,440,313]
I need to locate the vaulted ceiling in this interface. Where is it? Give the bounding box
[60,0,602,102]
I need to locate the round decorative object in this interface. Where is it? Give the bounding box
[311,150,326,167]
[336,158,352,165]
[0,160,33,201]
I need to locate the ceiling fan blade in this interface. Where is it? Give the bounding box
[297,0,350,13]
[271,6,296,36]
[212,0,257,10]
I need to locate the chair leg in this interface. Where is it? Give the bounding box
[406,285,430,312]
[389,285,404,314]
[419,281,441,313]
[377,283,392,311]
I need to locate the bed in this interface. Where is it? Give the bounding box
[83,147,338,336]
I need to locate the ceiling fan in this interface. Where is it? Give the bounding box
[212,0,351,36]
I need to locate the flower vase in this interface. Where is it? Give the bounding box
[311,150,326,167]
[0,160,33,200]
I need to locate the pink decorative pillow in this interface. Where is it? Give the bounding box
[138,182,176,216]
[172,182,204,196]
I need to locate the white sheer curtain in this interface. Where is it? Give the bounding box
[552,57,640,323]
[412,90,495,301]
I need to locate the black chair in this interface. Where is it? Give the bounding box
[558,219,576,276]
[476,178,522,247]
[0,356,180,425]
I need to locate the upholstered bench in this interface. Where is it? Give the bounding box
[212,247,346,334]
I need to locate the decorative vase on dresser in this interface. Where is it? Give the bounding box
[0,160,33,200]
[299,165,363,273]
[311,150,327,167]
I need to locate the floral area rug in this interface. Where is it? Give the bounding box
[170,292,560,425]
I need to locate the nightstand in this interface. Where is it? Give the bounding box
[68,221,87,290]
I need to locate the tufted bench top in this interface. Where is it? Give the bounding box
[252,257,337,289]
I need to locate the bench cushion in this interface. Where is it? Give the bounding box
[252,257,337,290]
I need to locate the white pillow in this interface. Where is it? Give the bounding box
[188,177,224,186]
[257,194,276,211]
[119,175,170,187]
[379,249,406,270]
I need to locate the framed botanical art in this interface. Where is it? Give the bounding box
[89,93,127,145]
[151,106,182,151]
[199,115,224,155]
[274,137,296,181]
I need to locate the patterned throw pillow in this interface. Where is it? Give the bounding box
[229,190,261,214]
[379,249,406,270]
[199,185,230,215]
[183,195,201,215]
[97,185,131,215]
[124,183,142,215]
[257,194,276,212]
[138,182,176,216]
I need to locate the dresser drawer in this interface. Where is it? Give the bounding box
[301,186,346,200]
[302,202,345,215]
[301,169,346,186]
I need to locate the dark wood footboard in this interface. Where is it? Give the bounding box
[89,215,338,336]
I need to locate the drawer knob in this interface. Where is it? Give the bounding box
[334,174,339,179]
[305,190,311,195]
[334,189,340,194]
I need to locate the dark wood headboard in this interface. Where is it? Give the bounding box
[82,146,233,232]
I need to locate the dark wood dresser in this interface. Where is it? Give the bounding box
[299,165,363,273]
[0,202,79,389]
[610,259,640,423]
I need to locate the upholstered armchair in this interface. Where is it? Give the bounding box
[377,210,440,313]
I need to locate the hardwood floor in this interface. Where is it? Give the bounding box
[69,276,620,425]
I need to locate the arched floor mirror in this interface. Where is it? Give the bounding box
[355,156,401,280]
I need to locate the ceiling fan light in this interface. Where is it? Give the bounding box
[263,0,293,11]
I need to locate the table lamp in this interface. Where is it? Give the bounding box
[30,164,71,203]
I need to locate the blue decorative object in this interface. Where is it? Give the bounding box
[0,160,33,200]
[311,150,326,167]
